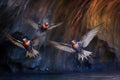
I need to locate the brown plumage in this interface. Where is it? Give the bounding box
[1,31,39,58]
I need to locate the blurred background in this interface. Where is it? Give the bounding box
[0,0,120,73]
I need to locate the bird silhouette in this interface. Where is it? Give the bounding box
[2,31,39,58]
[24,17,62,50]
[49,24,103,61]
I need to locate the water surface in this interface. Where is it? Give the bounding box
[0,72,120,80]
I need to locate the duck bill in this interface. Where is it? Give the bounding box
[43,25,49,29]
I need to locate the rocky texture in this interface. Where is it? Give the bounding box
[0,36,117,73]
[0,0,120,73]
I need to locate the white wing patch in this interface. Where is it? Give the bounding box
[26,48,39,58]
[49,41,76,53]
[47,22,63,31]
[78,50,92,61]
[81,24,102,47]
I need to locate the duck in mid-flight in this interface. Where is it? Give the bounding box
[24,17,62,50]
[2,31,39,58]
[49,24,103,61]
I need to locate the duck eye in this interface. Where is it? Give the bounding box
[23,38,26,41]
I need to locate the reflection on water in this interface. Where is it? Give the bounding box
[0,72,120,80]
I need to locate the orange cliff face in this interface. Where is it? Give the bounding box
[51,0,120,59]
[1,0,120,56]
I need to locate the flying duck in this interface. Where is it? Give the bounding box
[2,31,39,58]
[24,17,62,50]
[49,24,103,61]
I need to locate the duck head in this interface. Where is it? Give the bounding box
[22,38,31,46]
[71,40,77,46]
[43,22,49,29]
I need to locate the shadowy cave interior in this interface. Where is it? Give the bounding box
[0,0,120,73]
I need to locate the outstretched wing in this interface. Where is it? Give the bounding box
[2,32,25,49]
[31,37,40,46]
[47,22,63,31]
[24,17,39,30]
[49,41,75,53]
[80,24,103,47]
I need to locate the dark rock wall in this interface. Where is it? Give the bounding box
[0,0,120,72]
